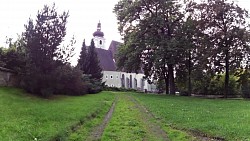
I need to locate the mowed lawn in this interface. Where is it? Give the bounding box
[0,87,115,141]
[131,93,250,141]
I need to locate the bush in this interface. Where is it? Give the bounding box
[103,86,137,92]
[54,65,87,96]
[82,75,103,94]
[207,75,240,95]
[237,70,250,98]
[22,65,88,97]
[192,73,240,96]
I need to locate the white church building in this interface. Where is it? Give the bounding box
[92,22,156,92]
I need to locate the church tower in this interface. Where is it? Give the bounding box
[93,21,105,49]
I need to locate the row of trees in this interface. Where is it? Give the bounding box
[114,0,250,97]
[0,4,103,97]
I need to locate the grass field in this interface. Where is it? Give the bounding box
[132,93,250,141]
[2,86,250,141]
[0,87,115,141]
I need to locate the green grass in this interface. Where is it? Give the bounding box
[3,87,250,141]
[102,94,148,140]
[102,93,168,141]
[0,87,115,141]
[131,93,250,140]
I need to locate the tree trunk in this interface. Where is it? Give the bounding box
[168,64,175,95]
[164,75,169,94]
[188,50,192,96]
[224,49,229,98]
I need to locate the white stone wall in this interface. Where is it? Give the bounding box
[102,70,156,92]
[102,71,122,87]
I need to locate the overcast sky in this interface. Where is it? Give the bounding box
[0,0,249,65]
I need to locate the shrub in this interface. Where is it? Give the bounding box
[237,70,250,98]
[54,65,87,96]
[82,75,103,94]
[103,86,137,92]
[207,75,240,95]
[21,65,88,97]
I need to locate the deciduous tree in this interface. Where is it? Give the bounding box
[195,0,250,97]
[114,0,193,94]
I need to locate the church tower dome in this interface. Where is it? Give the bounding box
[93,21,105,49]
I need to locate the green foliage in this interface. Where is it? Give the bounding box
[53,65,87,96]
[0,87,115,141]
[194,0,250,97]
[77,39,103,94]
[207,74,240,95]
[114,0,190,94]
[0,37,26,72]
[114,0,250,96]
[77,40,88,74]
[237,69,250,98]
[103,86,137,92]
[82,75,103,94]
[21,4,84,97]
[156,78,166,94]
[0,47,6,67]
[191,73,240,95]
[88,39,103,80]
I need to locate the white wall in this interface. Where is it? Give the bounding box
[102,70,156,92]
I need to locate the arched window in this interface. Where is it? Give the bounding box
[100,40,102,45]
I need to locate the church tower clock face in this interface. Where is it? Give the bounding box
[93,21,105,49]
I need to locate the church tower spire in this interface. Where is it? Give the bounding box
[93,21,105,49]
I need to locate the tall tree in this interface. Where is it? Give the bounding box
[23,3,70,96]
[114,0,190,94]
[195,0,250,98]
[77,40,89,73]
[88,39,103,80]
[77,39,103,80]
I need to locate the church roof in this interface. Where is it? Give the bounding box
[95,48,116,71]
[93,31,104,37]
[108,40,122,60]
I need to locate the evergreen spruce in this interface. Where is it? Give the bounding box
[77,39,103,93]
[77,40,89,73]
[88,39,103,80]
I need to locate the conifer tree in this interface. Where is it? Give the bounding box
[77,39,103,80]
[23,3,70,96]
[88,39,103,80]
[77,40,89,73]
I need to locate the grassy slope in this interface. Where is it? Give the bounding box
[0,87,115,141]
[131,93,250,140]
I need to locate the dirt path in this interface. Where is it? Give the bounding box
[129,95,224,141]
[86,97,117,141]
[127,95,169,141]
[85,93,222,141]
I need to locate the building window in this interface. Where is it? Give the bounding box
[105,75,108,79]
[110,75,113,79]
[116,75,119,79]
[100,40,102,45]
[111,84,114,87]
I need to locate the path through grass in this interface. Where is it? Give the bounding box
[2,87,250,141]
[102,93,170,141]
